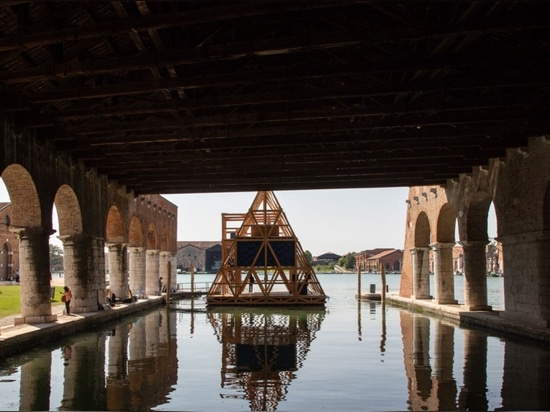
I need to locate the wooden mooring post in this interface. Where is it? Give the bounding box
[380,263,386,302]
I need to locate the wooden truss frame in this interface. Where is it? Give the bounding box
[207,191,327,306]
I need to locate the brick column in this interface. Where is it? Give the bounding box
[128,247,146,296]
[14,227,57,324]
[145,249,160,296]
[410,247,431,299]
[461,240,491,311]
[431,242,457,304]
[60,234,104,313]
[107,243,128,300]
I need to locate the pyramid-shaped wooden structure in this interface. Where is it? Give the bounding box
[207,191,327,306]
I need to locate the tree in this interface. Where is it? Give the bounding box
[304,250,313,263]
[339,253,356,270]
[49,244,64,272]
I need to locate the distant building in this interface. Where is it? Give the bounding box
[356,248,403,272]
[176,241,222,273]
[355,248,394,271]
[0,202,19,280]
[313,252,341,264]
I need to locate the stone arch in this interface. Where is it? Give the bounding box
[436,203,456,243]
[146,223,157,249]
[414,212,431,248]
[466,191,492,242]
[54,184,82,238]
[1,164,41,229]
[128,215,144,247]
[106,206,125,244]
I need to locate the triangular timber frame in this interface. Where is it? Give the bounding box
[207,191,327,306]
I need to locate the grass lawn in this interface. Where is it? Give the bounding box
[0,285,64,318]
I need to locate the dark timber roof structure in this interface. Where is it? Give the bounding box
[1,1,549,195]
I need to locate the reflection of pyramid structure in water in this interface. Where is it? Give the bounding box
[208,308,325,412]
[207,191,327,306]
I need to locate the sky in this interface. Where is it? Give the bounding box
[0,180,496,256]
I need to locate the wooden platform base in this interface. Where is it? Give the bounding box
[207,291,326,306]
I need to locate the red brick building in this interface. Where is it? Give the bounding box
[355,248,403,272]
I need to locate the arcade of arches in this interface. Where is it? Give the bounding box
[401,136,550,328]
[2,115,550,330]
[1,133,177,324]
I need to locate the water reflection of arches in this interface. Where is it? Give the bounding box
[208,308,325,411]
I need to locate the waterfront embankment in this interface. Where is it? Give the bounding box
[387,293,550,344]
[0,291,164,357]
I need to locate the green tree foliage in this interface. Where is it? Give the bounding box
[49,244,64,272]
[304,250,313,263]
[338,253,356,270]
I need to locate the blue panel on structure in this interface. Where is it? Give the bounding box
[269,241,296,266]
[237,241,262,266]
[237,240,296,266]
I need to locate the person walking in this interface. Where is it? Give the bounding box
[158,277,163,294]
[62,286,72,315]
[249,276,254,293]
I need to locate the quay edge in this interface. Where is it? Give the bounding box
[386,294,550,345]
[0,297,164,358]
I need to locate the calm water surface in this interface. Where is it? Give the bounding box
[0,273,547,411]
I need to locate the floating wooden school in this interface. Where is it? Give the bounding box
[206,191,327,306]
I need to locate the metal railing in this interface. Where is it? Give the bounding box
[176,282,211,293]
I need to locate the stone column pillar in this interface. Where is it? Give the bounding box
[159,251,170,290]
[107,243,128,300]
[461,240,492,311]
[14,227,56,324]
[60,234,103,313]
[433,322,457,411]
[170,252,177,291]
[431,242,457,304]
[411,247,431,299]
[128,317,147,396]
[128,247,146,296]
[500,232,550,328]
[106,323,130,411]
[145,249,160,296]
[19,352,51,411]
[411,315,432,410]
[458,329,488,411]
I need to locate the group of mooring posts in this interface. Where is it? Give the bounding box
[355,263,387,302]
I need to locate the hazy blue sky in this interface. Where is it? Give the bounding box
[1,180,496,256]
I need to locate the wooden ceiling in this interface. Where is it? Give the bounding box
[1,1,549,195]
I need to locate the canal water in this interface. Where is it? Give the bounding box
[0,273,548,411]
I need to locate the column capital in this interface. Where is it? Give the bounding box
[429,242,455,250]
[410,246,430,253]
[11,226,55,238]
[459,240,489,248]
